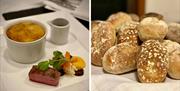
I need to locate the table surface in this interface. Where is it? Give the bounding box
[0,0,89,29]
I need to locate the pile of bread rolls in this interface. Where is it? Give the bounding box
[91,12,180,83]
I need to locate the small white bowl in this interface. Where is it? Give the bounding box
[3,20,47,64]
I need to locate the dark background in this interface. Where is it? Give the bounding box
[91,0,145,20]
[91,0,127,20]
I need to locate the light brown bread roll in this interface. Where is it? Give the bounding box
[168,49,180,79]
[129,13,140,22]
[166,23,180,43]
[107,12,132,32]
[138,17,168,41]
[162,40,180,79]
[162,40,180,53]
[91,20,102,30]
[91,21,116,66]
[117,21,140,45]
[137,40,168,83]
[102,42,139,74]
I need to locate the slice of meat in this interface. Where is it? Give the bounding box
[29,65,60,86]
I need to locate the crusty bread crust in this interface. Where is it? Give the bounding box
[103,42,139,74]
[91,21,116,66]
[137,40,168,83]
[107,12,132,32]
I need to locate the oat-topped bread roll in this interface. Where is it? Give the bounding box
[91,21,116,66]
[102,42,139,74]
[166,23,180,43]
[117,21,140,45]
[142,12,163,20]
[138,17,168,41]
[129,13,140,22]
[137,40,168,83]
[107,12,132,32]
[162,40,180,79]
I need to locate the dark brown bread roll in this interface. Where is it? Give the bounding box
[91,21,116,66]
[137,40,168,83]
[141,12,163,20]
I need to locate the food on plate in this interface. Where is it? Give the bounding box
[28,51,86,86]
[29,65,60,86]
[6,21,45,42]
[129,13,140,22]
[162,40,180,79]
[62,55,86,75]
[91,21,116,66]
[166,23,180,43]
[116,21,140,45]
[137,40,168,83]
[141,12,163,20]
[103,42,139,74]
[137,17,168,41]
[107,12,132,32]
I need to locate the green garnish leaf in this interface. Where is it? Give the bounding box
[36,51,67,71]
[50,58,67,70]
[53,51,65,60]
[37,61,49,71]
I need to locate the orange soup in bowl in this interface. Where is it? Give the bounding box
[6,21,45,42]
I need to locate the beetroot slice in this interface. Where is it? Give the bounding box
[29,65,60,86]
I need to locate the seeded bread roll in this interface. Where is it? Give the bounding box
[142,12,163,20]
[102,42,139,74]
[107,12,132,32]
[138,17,168,41]
[137,40,168,83]
[166,23,180,43]
[129,13,140,22]
[162,40,180,79]
[91,21,116,66]
[117,21,140,45]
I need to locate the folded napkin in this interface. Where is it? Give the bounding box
[92,74,180,91]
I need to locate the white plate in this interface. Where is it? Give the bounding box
[92,65,180,91]
[0,11,89,91]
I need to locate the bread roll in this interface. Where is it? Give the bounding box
[137,40,168,83]
[162,40,180,79]
[168,49,180,79]
[129,13,140,22]
[166,23,180,43]
[102,42,139,74]
[142,12,163,20]
[162,40,180,53]
[138,17,168,41]
[107,12,132,32]
[91,21,116,66]
[117,21,140,45]
[91,20,102,30]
